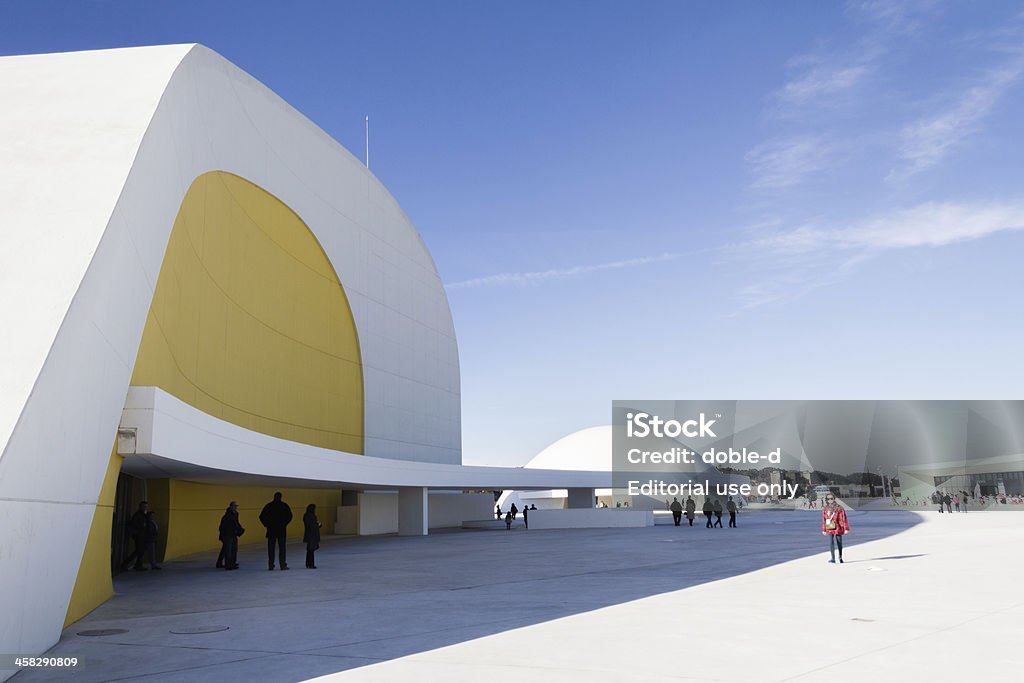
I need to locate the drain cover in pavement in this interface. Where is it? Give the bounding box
[77,629,128,637]
[169,626,230,635]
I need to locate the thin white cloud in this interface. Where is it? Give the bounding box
[736,199,1024,310]
[780,63,871,103]
[445,252,680,290]
[745,135,839,190]
[753,200,1024,253]
[890,58,1024,180]
[847,0,942,35]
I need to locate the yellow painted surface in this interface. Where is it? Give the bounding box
[161,481,339,561]
[65,447,123,627]
[131,171,363,453]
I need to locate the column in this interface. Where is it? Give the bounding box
[398,487,429,536]
[566,487,595,509]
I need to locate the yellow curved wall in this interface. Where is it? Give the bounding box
[159,481,340,560]
[131,171,363,453]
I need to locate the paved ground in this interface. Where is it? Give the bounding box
[17,510,1021,681]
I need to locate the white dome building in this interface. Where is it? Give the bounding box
[500,426,745,511]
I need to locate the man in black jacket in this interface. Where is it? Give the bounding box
[259,492,293,570]
[670,497,683,526]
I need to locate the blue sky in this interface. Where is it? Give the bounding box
[4,1,1024,466]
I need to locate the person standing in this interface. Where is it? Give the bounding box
[259,492,293,570]
[822,494,850,563]
[713,498,724,528]
[522,504,529,529]
[125,501,149,571]
[685,496,696,526]
[505,510,512,529]
[510,503,518,520]
[726,496,737,528]
[143,511,161,570]
[218,501,244,570]
[670,497,683,526]
[495,504,502,520]
[303,503,322,569]
[702,498,713,528]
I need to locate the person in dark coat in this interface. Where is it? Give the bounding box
[303,503,322,569]
[259,492,293,570]
[126,501,149,571]
[218,501,244,570]
[505,511,512,529]
[143,511,161,570]
[670,497,683,526]
[522,504,529,529]
[713,498,724,528]
[510,503,518,520]
[702,498,713,528]
[727,496,738,528]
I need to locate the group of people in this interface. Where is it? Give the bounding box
[123,492,325,573]
[217,492,323,571]
[496,502,537,529]
[932,491,968,513]
[667,496,739,528]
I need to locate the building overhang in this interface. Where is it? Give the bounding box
[119,387,611,491]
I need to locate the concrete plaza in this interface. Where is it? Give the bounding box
[17,510,1021,682]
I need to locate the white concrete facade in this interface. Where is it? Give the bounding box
[0,44,462,663]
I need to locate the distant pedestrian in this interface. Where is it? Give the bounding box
[495,504,502,520]
[713,498,723,528]
[727,496,737,528]
[943,493,952,514]
[702,498,713,528]
[218,501,244,570]
[143,511,161,570]
[670,497,683,526]
[522,504,529,529]
[505,511,512,529]
[510,503,519,520]
[822,494,850,563]
[125,501,149,571]
[685,496,696,526]
[953,494,960,513]
[259,492,293,570]
[303,503,322,569]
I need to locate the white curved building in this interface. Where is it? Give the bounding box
[500,426,739,511]
[0,44,609,668]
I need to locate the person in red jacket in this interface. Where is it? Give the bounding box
[821,494,850,563]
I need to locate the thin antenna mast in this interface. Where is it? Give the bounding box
[365,115,370,169]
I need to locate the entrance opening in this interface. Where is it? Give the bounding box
[110,472,145,576]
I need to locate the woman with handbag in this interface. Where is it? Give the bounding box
[303,503,322,568]
[821,494,850,563]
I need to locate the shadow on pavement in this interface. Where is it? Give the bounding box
[31,510,921,682]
